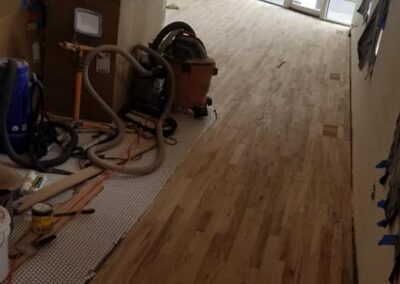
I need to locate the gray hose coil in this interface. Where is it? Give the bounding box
[83,44,175,175]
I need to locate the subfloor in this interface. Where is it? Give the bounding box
[92,0,353,283]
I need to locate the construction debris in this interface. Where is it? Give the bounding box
[276,61,287,68]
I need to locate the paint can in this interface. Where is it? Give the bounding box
[31,203,54,234]
[0,206,11,282]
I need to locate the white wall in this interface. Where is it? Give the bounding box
[351,0,400,283]
[113,0,166,112]
[117,0,166,48]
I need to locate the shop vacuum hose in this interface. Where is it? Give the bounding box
[83,44,175,175]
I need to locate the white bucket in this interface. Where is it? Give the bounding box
[0,206,11,282]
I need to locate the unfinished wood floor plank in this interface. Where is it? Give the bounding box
[92,0,353,283]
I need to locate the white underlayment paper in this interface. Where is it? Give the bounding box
[6,109,215,284]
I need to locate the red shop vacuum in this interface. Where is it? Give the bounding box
[124,22,217,122]
[151,22,217,117]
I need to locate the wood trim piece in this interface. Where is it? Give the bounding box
[13,166,102,214]
[13,138,157,214]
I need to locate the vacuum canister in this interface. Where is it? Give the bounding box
[0,59,31,154]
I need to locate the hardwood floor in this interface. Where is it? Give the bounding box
[92,0,353,283]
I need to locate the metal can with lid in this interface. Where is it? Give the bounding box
[31,203,54,234]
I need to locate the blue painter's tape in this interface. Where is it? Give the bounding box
[377,200,387,209]
[376,160,388,169]
[378,235,398,246]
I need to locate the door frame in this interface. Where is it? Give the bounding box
[270,0,352,26]
[290,3,321,17]
[286,0,319,16]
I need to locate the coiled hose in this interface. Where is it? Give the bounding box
[0,60,78,170]
[83,44,175,175]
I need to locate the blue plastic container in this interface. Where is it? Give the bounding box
[0,59,31,154]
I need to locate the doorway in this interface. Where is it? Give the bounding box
[325,0,356,25]
[291,0,324,16]
[267,0,285,5]
[262,0,356,26]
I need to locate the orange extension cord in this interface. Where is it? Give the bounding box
[7,134,141,283]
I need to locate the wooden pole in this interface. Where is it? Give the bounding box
[73,48,84,121]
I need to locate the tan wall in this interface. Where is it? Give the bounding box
[0,0,31,60]
[113,0,166,114]
[351,0,400,283]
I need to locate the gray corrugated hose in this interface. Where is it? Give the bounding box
[83,44,175,175]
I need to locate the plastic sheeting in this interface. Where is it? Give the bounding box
[357,0,391,79]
